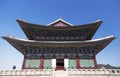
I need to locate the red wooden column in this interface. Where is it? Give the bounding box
[40,48,44,69]
[94,56,98,69]
[40,55,44,69]
[22,56,26,69]
[76,55,80,69]
[76,47,80,69]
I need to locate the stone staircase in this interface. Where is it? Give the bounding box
[54,70,67,77]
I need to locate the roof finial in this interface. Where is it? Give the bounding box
[59,16,62,19]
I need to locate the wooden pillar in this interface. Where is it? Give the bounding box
[94,56,98,69]
[76,55,80,69]
[40,48,44,69]
[40,55,44,69]
[76,47,80,69]
[22,56,26,69]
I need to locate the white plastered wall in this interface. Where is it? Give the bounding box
[64,59,68,69]
[52,59,56,69]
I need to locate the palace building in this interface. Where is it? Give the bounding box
[1,18,120,77]
[2,18,115,70]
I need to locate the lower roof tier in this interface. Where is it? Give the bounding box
[2,35,115,56]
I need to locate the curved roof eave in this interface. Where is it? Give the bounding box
[16,18,102,30]
[2,35,115,55]
[2,35,115,44]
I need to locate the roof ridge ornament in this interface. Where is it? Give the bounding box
[59,16,62,19]
[47,18,73,26]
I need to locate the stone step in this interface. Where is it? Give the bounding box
[54,71,67,77]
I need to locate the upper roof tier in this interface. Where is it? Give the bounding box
[16,19,102,40]
[2,35,115,56]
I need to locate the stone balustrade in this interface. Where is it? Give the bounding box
[0,69,54,77]
[68,69,120,77]
[0,69,120,77]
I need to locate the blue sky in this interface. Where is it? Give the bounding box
[0,0,120,69]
